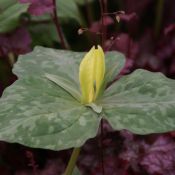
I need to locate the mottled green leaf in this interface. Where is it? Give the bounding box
[2,45,175,151]
[45,73,81,102]
[101,69,175,134]
[0,46,125,150]
[104,51,125,82]
[86,103,102,114]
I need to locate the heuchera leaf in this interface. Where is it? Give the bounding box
[140,135,175,174]
[0,27,32,56]
[119,133,175,175]
[19,0,54,16]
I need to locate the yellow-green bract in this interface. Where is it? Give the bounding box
[79,45,105,104]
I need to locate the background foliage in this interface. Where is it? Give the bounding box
[1,0,175,175]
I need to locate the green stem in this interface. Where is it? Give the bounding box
[154,0,164,38]
[64,147,81,175]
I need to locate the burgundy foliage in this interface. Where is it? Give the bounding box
[140,136,175,174]
[19,0,54,16]
[89,16,114,33]
[118,12,138,23]
[1,0,175,175]
[0,27,32,57]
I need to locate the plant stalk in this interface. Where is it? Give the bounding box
[154,0,164,38]
[63,147,81,175]
[103,0,107,47]
[98,1,106,174]
[52,0,68,49]
[84,0,93,26]
[99,119,105,175]
[99,0,105,49]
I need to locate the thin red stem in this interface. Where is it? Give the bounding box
[99,119,105,175]
[85,0,93,26]
[103,0,107,46]
[26,151,38,175]
[52,0,68,49]
[98,1,106,174]
[99,0,105,49]
[103,0,107,14]
[103,11,125,16]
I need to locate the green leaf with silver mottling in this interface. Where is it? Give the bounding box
[45,73,81,102]
[101,69,175,134]
[86,103,102,114]
[104,51,125,82]
[96,51,125,100]
[0,46,125,150]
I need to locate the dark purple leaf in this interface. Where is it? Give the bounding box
[120,130,134,141]
[89,16,114,33]
[19,0,54,16]
[118,12,138,22]
[140,136,175,175]
[119,131,138,163]
[123,0,153,15]
[110,33,139,60]
[91,156,129,175]
[164,24,175,35]
[0,27,31,56]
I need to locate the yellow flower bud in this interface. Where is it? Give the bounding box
[79,45,105,104]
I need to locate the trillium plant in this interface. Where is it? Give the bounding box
[0,45,175,174]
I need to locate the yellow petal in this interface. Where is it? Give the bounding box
[79,45,105,104]
[79,46,95,103]
[94,45,105,99]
